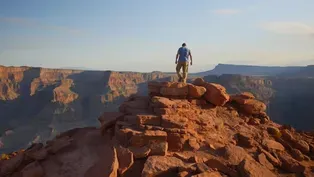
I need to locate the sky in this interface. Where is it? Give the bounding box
[0,0,314,72]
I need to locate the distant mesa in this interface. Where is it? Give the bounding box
[195,63,303,77]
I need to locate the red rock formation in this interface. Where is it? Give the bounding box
[1,80,314,177]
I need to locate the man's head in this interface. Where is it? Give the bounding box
[182,43,186,47]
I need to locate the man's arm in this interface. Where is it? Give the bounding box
[175,49,180,64]
[189,51,193,65]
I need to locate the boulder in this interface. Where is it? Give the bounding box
[238,158,277,177]
[188,84,206,98]
[20,161,44,177]
[293,140,310,154]
[258,153,274,170]
[290,148,304,161]
[260,149,281,166]
[142,156,186,177]
[236,132,255,148]
[241,99,266,115]
[278,153,306,173]
[203,83,229,106]
[193,78,206,87]
[230,92,255,104]
[267,127,282,138]
[281,130,310,153]
[281,129,294,141]
[262,139,285,151]
[116,146,134,175]
[223,145,252,165]
[188,138,201,151]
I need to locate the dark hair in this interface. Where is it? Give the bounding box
[182,43,186,47]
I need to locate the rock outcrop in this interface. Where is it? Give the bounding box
[1,80,314,177]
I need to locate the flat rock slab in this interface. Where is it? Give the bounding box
[262,139,285,151]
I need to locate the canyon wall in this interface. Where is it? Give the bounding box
[0,66,174,153]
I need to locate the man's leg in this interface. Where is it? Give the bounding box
[182,62,189,83]
[176,63,183,82]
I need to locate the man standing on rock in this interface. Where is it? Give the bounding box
[175,43,192,83]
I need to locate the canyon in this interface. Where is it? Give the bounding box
[0,64,314,154]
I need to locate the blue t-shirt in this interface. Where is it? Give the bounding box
[177,47,190,62]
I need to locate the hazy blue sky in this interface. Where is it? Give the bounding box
[0,0,314,72]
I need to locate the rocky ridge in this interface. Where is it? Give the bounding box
[1,78,314,177]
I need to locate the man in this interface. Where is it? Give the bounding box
[175,43,192,83]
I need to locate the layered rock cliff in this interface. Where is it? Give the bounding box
[1,80,314,177]
[0,66,172,154]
